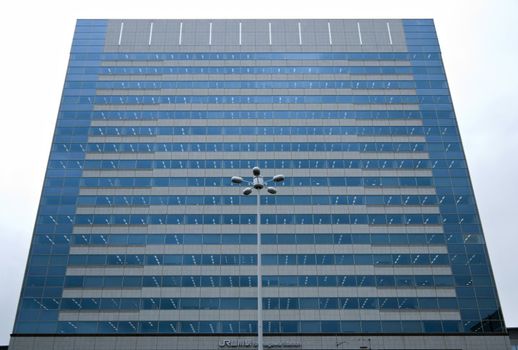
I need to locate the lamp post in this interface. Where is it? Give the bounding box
[231,167,285,350]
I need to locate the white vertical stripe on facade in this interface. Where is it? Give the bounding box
[298,22,302,45]
[268,22,272,45]
[178,22,183,45]
[209,22,212,45]
[357,22,363,45]
[387,22,393,45]
[328,22,333,45]
[239,22,242,45]
[148,22,154,46]
[118,22,124,46]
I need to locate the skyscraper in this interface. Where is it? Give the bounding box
[9,19,510,349]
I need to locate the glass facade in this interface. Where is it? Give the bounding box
[12,19,506,339]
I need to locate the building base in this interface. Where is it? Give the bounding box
[9,334,511,350]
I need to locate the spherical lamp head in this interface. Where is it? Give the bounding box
[272,174,285,183]
[231,176,244,184]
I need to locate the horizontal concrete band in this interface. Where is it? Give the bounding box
[79,168,433,176]
[77,184,434,192]
[57,310,461,322]
[61,286,457,298]
[84,130,426,141]
[68,244,448,255]
[9,334,512,350]
[72,223,444,234]
[65,266,452,277]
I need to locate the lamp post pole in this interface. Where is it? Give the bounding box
[231,167,284,350]
[256,187,263,350]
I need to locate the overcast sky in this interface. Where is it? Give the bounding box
[0,0,517,344]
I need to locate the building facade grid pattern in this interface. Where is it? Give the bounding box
[10,19,507,349]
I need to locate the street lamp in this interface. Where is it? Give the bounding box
[231,167,285,350]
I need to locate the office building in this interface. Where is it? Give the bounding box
[9,19,510,349]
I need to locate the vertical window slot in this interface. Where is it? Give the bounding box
[148,22,154,46]
[387,22,393,45]
[298,22,302,45]
[209,22,212,45]
[118,22,124,46]
[239,22,242,45]
[357,22,363,45]
[328,22,333,45]
[179,22,183,45]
